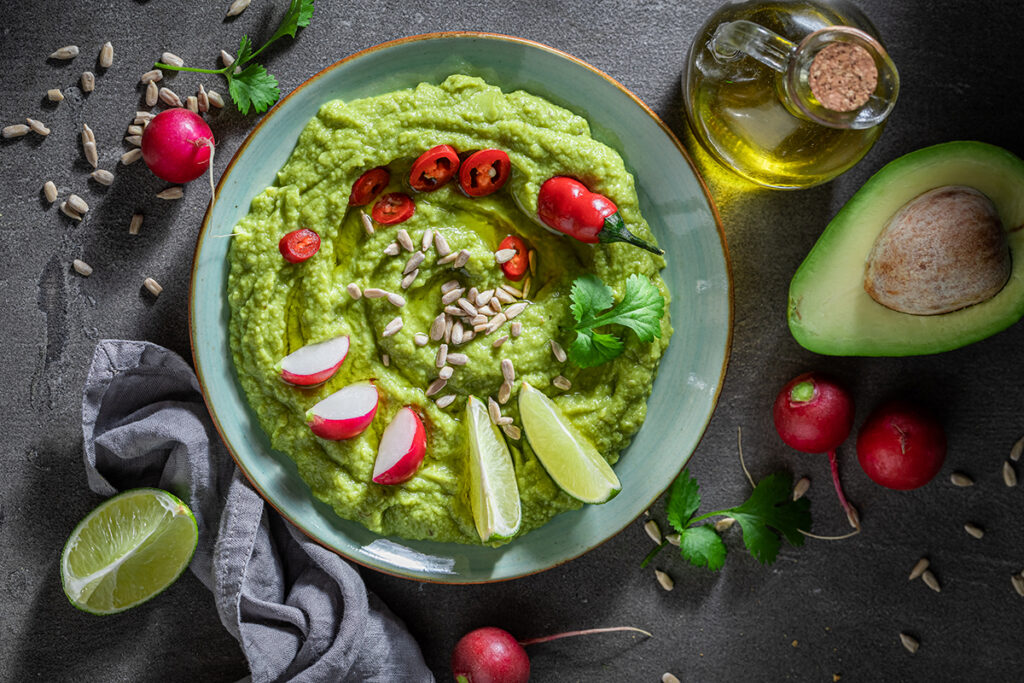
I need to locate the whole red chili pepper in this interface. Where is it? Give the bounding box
[536,177,663,255]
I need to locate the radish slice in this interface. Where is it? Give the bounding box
[306,382,378,440]
[372,407,426,485]
[275,335,349,386]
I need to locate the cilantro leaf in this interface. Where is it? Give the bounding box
[566,273,665,368]
[268,0,316,45]
[665,469,701,534]
[588,274,665,342]
[679,525,727,570]
[570,274,615,325]
[568,330,623,368]
[229,63,280,115]
[727,473,811,565]
[235,34,254,66]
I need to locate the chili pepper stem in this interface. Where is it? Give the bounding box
[599,213,664,255]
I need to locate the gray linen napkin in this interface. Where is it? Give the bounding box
[81,339,434,683]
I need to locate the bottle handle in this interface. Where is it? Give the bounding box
[709,20,795,72]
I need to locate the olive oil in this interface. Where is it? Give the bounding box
[684,1,898,189]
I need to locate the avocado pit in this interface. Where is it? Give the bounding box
[864,185,1011,315]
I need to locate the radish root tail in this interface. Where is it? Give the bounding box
[518,626,652,647]
[736,426,755,488]
[828,449,861,530]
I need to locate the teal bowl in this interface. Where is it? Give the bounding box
[190,32,732,583]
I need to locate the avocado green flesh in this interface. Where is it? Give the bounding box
[788,141,1024,356]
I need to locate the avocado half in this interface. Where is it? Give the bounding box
[788,141,1024,356]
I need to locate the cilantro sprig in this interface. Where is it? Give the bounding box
[153,0,315,114]
[568,274,665,368]
[642,468,811,571]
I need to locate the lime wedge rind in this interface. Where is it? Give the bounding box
[466,396,522,543]
[60,488,198,616]
[518,382,621,504]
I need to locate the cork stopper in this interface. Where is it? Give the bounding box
[808,42,878,112]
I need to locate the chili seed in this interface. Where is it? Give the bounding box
[99,42,114,68]
[908,557,929,581]
[80,71,95,93]
[47,88,64,102]
[655,570,674,591]
[346,283,362,299]
[644,520,661,544]
[72,259,93,276]
[42,181,58,203]
[49,45,79,60]
[382,316,403,337]
[143,277,163,296]
[950,472,974,487]
[792,476,810,501]
[129,213,143,235]
[899,633,919,654]
[1004,461,1018,487]
[550,340,566,363]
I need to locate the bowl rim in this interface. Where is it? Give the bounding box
[189,30,733,583]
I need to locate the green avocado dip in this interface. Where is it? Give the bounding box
[227,74,672,545]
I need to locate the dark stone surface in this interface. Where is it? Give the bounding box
[2,1,1023,681]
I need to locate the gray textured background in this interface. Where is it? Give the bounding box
[2,1,1023,681]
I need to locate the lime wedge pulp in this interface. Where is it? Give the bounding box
[466,396,522,543]
[60,488,198,615]
[518,381,621,504]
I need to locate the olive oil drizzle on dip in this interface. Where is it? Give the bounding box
[227,75,672,545]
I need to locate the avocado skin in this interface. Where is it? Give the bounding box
[788,141,1024,357]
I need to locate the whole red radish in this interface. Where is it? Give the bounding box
[857,400,946,490]
[773,372,859,528]
[451,627,529,683]
[141,108,214,183]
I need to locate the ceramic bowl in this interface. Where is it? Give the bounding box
[190,32,731,583]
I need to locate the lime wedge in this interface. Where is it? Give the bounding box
[518,381,621,504]
[466,396,522,543]
[60,488,198,615]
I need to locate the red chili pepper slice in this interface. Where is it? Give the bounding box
[349,167,390,206]
[279,228,321,264]
[536,176,663,255]
[371,192,415,225]
[409,145,460,192]
[498,235,529,281]
[459,149,511,197]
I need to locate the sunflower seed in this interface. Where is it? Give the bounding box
[430,314,446,342]
[494,248,516,264]
[144,81,159,107]
[66,193,89,214]
[655,569,674,591]
[500,359,515,384]
[792,476,810,501]
[124,135,142,147]
[495,288,516,304]
[383,242,400,256]
[26,118,50,135]
[922,569,941,592]
[387,292,406,307]
[363,288,387,298]
[426,378,447,397]
[42,181,57,203]
[1004,461,1018,487]
[489,298,502,314]
[453,249,470,268]
[510,322,522,338]
[448,352,468,366]
[208,90,225,108]
[84,170,109,189]
[467,287,479,304]
[99,42,114,68]
[964,523,984,539]
[227,0,251,16]
[72,259,92,276]
[714,516,735,532]
[471,314,488,326]
[463,329,476,343]
[396,228,414,251]
[1012,574,1024,597]
[143,277,163,296]
[186,96,199,113]
[453,298,474,317]
[550,340,566,363]
[140,69,163,84]
[434,231,451,256]
[414,333,429,347]
[435,344,449,368]
[644,520,662,544]
[498,381,512,405]
[528,249,537,276]
[950,472,974,487]
[451,321,464,345]
[444,319,453,343]
[486,313,508,335]
[662,674,681,683]
[1011,436,1024,462]
[161,52,184,68]
[80,71,95,93]
[220,50,235,68]
[552,375,571,391]
[47,88,64,102]
[81,140,98,168]
[197,84,209,113]
[60,201,82,221]
[444,305,465,318]
[500,283,523,298]
[440,280,460,295]
[522,276,532,299]
[156,186,184,200]
[492,335,508,348]
[666,533,681,547]
[401,269,418,289]
[159,87,181,107]
[495,416,513,426]
[421,228,434,251]
[899,633,919,654]
[476,289,494,307]
[436,394,455,409]
[129,213,143,235]
[403,251,424,274]
[909,557,929,581]
[380,353,390,368]
[472,322,489,334]
[437,252,458,265]
[846,505,861,530]
[134,111,154,121]
[382,316,403,337]
[127,125,143,136]
[49,45,79,60]
[485,397,501,424]
[346,283,362,299]
[502,424,521,440]
[440,288,463,305]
